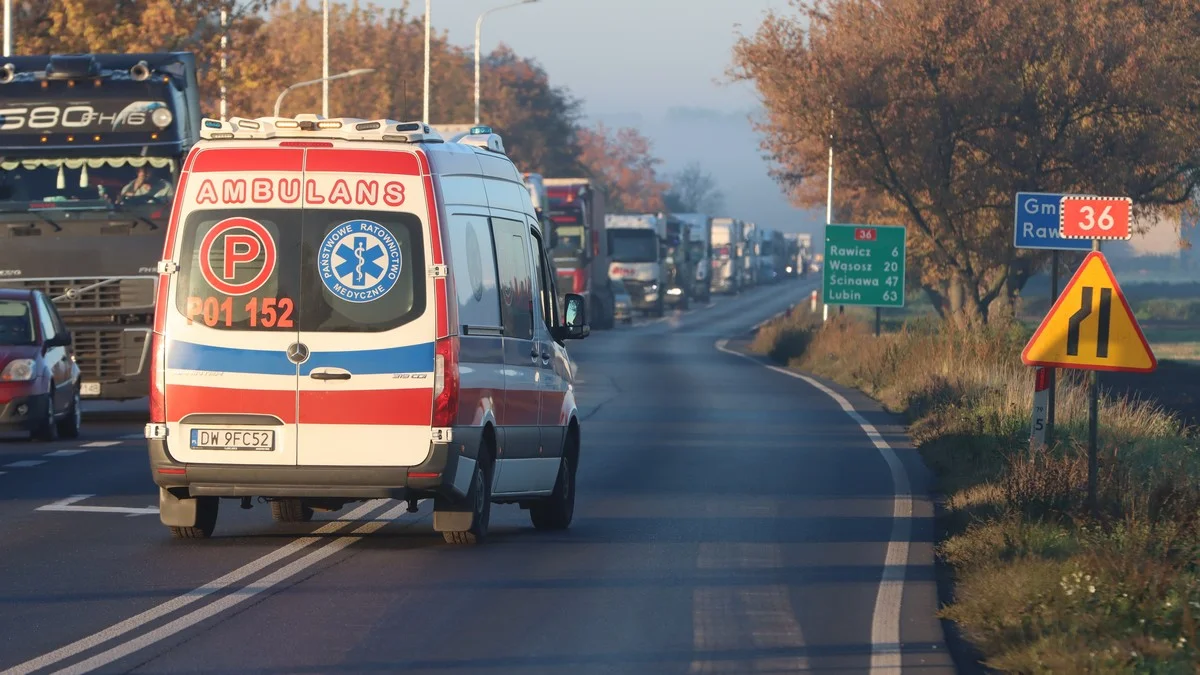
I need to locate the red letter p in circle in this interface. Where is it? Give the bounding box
[199,217,277,296]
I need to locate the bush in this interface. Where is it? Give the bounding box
[752,309,1200,672]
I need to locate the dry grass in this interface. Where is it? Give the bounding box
[752,310,1200,673]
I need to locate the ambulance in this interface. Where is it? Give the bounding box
[144,116,590,544]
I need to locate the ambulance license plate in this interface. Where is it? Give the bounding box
[190,428,274,451]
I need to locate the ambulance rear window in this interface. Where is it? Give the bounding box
[172,208,426,333]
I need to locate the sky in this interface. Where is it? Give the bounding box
[375,0,823,234]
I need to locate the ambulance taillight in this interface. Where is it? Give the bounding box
[432,337,460,427]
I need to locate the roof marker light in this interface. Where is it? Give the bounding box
[274,120,300,129]
[356,121,381,131]
[203,120,223,129]
[470,125,492,135]
[317,120,343,129]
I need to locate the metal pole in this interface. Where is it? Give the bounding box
[1087,240,1101,515]
[824,117,833,323]
[1046,250,1059,444]
[3,0,12,57]
[875,307,881,337]
[474,12,484,125]
[422,0,431,124]
[322,0,329,118]
[219,4,228,121]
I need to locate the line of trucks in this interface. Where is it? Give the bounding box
[0,50,816,402]
[518,176,815,329]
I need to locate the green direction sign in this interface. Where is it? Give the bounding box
[822,224,907,307]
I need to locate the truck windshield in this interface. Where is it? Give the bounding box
[0,158,176,211]
[608,230,658,263]
[688,240,706,259]
[713,244,732,259]
[552,225,585,255]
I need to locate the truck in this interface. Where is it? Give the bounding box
[543,178,616,329]
[710,218,743,294]
[759,228,787,284]
[661,213,694,310]
[741,222,761,289]
[606,213,668,316]
[0,53,202,401]
[674,212,712,303]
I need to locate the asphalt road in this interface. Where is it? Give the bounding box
[0,277,954,675]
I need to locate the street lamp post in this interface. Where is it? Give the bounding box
[422,0,430,124]
[274,68,376,118]
[474,0,537,125]
[3,0,12,57]
[322,0,329,117]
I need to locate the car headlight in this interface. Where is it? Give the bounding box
[0,359,36,382]
[667,287,682,296]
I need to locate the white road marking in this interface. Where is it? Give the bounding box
[81,441,121,448]
[1,499,390,675]
[715,339,913,673]
[4,460,45,468]
[36,495,157,516]
[44,449,88,458]
[50,502,411,675]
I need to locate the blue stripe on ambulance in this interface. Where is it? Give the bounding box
[167,340,436,376]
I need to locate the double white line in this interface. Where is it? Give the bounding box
[3,499,409,675]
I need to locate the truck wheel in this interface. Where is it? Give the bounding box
[168,497,219,539]
[30,391,58,442]
[530,435,577,531]
[442,448,493,545]
[271,498,314,523]
[56,388,82,439]
[593,300,614,330]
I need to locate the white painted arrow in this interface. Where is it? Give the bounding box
[37,494,158,516]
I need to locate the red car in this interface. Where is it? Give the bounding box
[0,288,82,440]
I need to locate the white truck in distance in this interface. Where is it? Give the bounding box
[606,213,667,317]
[710,218,743,294]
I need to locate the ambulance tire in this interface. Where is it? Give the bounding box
[169,497,219,539]
[271,498,314,523]
[443,448,492,545]
[530,431,577,531]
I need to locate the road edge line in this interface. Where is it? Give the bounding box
[1,499,391,675]
[714,338,913,673]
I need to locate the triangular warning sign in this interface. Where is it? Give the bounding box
[1022,251,1156,372]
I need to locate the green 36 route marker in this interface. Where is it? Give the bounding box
[822,224,906,307]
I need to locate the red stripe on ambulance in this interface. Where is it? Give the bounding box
[191,148,304,173]
[304,149,420,175]
[299,389,433,426]
[166,385,296,424]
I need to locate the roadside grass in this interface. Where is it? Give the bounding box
[750,309,1200,673]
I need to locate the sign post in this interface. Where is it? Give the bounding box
[822,224,906,332]
[1023,195,1147,513]
[1030,366,1049,449]
[1014,192,1094,446]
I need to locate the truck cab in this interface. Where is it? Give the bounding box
[605,213,668,317]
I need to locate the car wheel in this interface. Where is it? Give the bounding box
[56,387,81,439]
[443,448,492,545]
[30,391,58,442]
[168,497,219,539]
[530,434,577,531]
[271,498,314,523]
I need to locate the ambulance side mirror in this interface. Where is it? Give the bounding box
[554,293,589,341]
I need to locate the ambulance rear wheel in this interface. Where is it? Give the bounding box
[169,497,219,539]
[442,448,492,545]
[271,498,314,523]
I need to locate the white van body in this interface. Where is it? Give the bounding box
[145,116,589,543]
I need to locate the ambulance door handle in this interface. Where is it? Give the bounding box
[310,368,352,381]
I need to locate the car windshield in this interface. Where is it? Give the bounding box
[608,230,658,263]
[0,299,36,346]
[0,157,176,211]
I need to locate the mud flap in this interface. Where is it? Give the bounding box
[159,487,200,527]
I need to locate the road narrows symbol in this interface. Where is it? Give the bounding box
[1096,288,1112,358]
[1067,286,1093,357]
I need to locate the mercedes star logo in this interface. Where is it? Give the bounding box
[286,342,310,364]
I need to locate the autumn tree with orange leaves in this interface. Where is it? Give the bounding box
[577,123,669,213]
[734,0,1200,322]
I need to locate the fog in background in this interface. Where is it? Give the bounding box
[376,0,824,234]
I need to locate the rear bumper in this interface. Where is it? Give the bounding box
[148,426,484,500]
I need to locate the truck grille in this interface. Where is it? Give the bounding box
[71,328,150,381]
[0,277,156,312]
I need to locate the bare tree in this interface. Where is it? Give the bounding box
[664,162,724,214]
